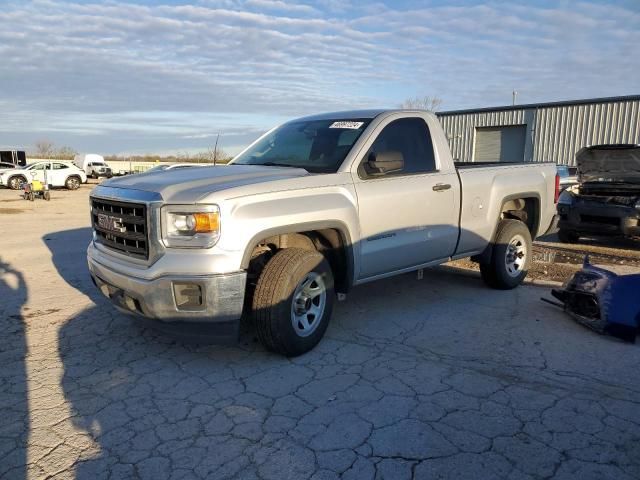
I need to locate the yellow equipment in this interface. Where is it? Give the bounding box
[23,179,50,201]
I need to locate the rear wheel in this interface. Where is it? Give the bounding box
[9,176,26,190]
[253,248,334,356]
[557,229,579,244]
[480,219,532,290]
[65,176,81,190]
[43,191,51,201]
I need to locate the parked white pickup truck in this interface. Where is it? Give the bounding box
[88,110,559,355]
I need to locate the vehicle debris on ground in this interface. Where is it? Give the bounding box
[544,257,640,342]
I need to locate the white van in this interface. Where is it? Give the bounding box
[73,154,112,179]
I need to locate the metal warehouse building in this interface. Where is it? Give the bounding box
[436,95,640,165]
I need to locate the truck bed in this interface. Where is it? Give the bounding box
[454,161,558,257]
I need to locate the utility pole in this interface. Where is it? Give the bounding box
[512,89,518,106]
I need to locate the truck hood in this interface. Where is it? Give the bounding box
[100,164,309,203]
[577,145,640,185]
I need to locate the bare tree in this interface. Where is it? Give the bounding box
[400,96,443,112]
[55,146,77,160]
[204,145,231,164]
[34,139,55,158]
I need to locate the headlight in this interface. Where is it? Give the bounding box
[635,200,640,211]
[162,205,220,248]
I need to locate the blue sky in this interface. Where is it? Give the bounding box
[0,0,638,156]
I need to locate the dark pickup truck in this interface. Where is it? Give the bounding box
[557,144,640,242]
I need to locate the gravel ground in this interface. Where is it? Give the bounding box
[450,234,640,284]
[2,184,640,480]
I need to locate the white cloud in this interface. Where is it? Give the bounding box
[244,0,320,15]
[0,0,637,154]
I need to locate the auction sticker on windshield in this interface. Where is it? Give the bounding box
[329,121,364,129]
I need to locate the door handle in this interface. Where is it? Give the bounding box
[432,183,451,192]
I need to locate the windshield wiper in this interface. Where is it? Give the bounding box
[257,162,308,172]
[259,162,294,167]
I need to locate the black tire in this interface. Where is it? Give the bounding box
[29,192,34,202]
[65,176,81,190]
[480,219,532,290]
[44,191,51,201]
[91,172,98,179]
[8,176,26,190]
[253,248,334,356]
[557,229,579,244]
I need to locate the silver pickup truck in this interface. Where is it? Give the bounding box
[88,110,559,356]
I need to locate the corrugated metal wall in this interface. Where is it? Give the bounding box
[438,98,640,165]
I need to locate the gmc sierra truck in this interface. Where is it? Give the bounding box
[87,110,559,356]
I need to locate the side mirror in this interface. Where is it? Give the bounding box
[367,151,404,175]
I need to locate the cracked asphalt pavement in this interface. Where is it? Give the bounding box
[1,187,640,479]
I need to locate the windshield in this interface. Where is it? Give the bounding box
[232,119,372,173]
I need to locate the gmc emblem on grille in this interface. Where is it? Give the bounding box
[97,213,127,233]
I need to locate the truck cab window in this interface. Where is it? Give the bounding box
[232,118,371,173]
[362,117,436,177]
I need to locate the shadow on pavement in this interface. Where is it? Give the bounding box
[43,225,544,478]
[44,227,102,303]
[0,258,29,479]
[46,228,260,477]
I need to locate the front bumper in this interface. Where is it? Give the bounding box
[557,202,640,236]
[88,255,247,324]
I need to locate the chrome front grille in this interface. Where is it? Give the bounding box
[91,197,149,259]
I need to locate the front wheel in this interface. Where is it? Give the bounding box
[253,248,335,356]
[480,219,532,290]
[65,176,81,190]
[9,176,25,190]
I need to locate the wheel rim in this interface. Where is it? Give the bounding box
[505,234,527,277]
[68,178,79,189]
[10,178,20,189]
[291,272,327,338]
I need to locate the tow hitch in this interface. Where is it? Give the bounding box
[542,257,640,342]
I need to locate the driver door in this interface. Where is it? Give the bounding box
[352,116,459,279]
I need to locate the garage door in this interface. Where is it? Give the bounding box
[474,125,526,162]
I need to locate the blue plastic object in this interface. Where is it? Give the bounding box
[551,257,640,342]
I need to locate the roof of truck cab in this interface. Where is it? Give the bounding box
[292,109,394,122]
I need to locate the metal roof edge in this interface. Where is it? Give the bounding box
[436,95,640,116]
